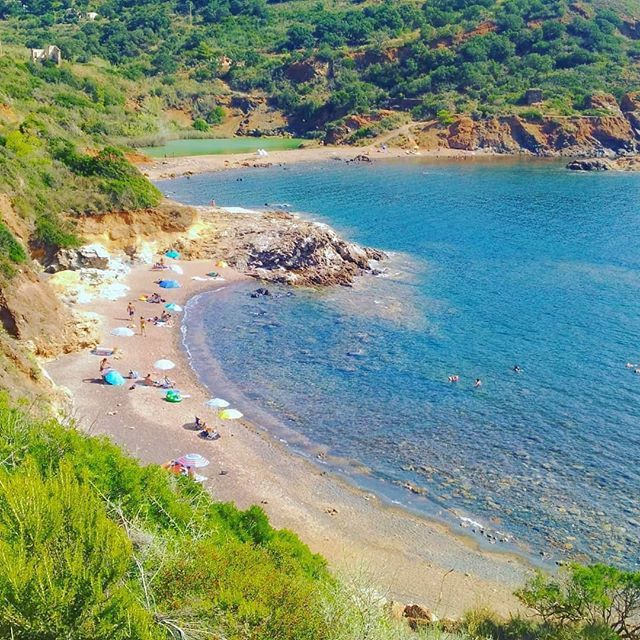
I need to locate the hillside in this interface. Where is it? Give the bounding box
[1,0,640,138]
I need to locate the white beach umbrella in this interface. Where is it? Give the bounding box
[205,398,230,409]
[219,408,243,420]
[169,264,184,275]
[111,327,135,337]
[175,453,210,468]
[154,359,176,371]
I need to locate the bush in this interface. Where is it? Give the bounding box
[192,117,210,131]
[0,407,335,640]
[516,564,640,639]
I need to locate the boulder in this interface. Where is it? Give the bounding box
[49,243,111,272]
[566,158,613,171]
[403,604,437,630]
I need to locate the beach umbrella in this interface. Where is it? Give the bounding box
[104,370,125,386]
[169,264,184,275]
[154,359,175,371]
[175,453,210,468]
[219,408,243,420]
[165,250,180,259]
[110,327,135,337]
[205,397,230,409]
[158,280,181,289]
[164,302,182,312]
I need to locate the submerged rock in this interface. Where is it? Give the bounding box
[566,158,614,171]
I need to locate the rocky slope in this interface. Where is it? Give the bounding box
[331,92,640,159]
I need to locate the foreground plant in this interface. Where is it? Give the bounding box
[517,564,640,639]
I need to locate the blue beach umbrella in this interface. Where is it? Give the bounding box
[165,250,180,259]
[165,303,183,312]
[158,280,181,289]
[104,370,125,386]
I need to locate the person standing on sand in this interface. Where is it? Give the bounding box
[127,302,135,321]
[139,316,146,337]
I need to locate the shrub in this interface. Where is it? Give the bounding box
[516,564,640,639]
[437,109,456,125]
[192,117,210,131]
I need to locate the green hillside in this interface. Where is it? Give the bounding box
[1,0,640,135]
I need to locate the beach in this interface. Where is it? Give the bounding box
[142,143,481,180]
[46,253,531,618]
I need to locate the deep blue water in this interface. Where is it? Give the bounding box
[160,159,640,567]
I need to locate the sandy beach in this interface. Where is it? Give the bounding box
[142,144,482,181]
[46,254,532,618]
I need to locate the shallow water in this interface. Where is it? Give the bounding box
[160,158,640,567]
[141,137,306,157]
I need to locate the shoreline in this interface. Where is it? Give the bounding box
[46,256,531,617]
[141,144,500,181]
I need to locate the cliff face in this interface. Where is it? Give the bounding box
[333,93,640,158]
[435,111,640,156]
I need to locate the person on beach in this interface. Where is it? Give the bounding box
[139,316,146,336]
[127,302,135,320]
[474,378,482,388]
[99,357,111,373]
[143,373,155,386]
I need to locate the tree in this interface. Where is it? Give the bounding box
[517,564,640,639]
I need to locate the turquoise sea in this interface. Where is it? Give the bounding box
[158,159,640,567]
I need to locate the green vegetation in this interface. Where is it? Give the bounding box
[0,0,638,135]
[1,402,638,640]
[0,55,161,275]
[0,403,334,640]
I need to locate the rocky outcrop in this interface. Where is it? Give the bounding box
[585,92,622,115]
[423,108,640,156]
[566,158,613,171]
[567,156,640,172]
[164,207,386,287]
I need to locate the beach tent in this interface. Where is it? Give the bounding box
[219,408,243,420]
[165,303,183,312]
[154,359,175,370]
[165,250,181,259]
[205,398,229,409]
[104,370,125,386]
[176,453,210,468]
[110,327,135,337]
[158,280,181,289]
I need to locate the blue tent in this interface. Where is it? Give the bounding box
[104,370,125,386]
[165,250,181,259]
[158,280,181,289]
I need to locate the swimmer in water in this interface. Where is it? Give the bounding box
[448,375,459,383]
[513,364,522,373]
[474,378,482,388]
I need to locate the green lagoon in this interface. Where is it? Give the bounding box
[141,137,307,157]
